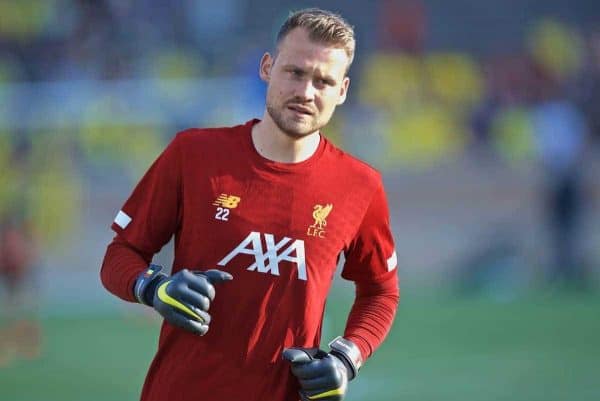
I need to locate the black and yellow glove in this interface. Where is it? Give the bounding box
[283,337,363,401]
[134,264,233,335]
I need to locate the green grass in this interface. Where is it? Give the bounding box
[348,293,600,401]
[1,293,599,401]
[0,314,158,401]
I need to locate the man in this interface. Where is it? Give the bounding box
[101,8,399,401]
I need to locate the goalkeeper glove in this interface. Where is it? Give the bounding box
[283,337,363,401]
[133,264,233,335]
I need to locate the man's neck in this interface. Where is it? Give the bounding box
[251,115,320,163]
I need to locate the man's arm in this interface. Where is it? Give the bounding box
[343,273,399,360]
[99,132,233,335]
[340,177,399,361]
[282,277,398,401]
[100,235,152,302]
[283,178,399,400]
[101,234,232,335]
[100,133,183,302]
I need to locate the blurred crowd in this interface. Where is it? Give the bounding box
[0,1,597,273]
[0,0,599,364]
[0,1,597,203]
[353,1,599,168]
[351,0,600,290]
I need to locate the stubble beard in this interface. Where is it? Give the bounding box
[266,101,322,139]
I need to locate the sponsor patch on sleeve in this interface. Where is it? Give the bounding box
[387,251,397,271]
[114,210,132,229]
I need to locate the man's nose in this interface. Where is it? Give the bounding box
[294,79,316,101]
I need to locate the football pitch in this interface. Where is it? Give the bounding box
[1,291,599,401]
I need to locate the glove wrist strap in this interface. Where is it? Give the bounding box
[134,264,167,306]
[329,336,363,381]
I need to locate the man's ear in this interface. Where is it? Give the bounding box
[337,76,350,105]
[259,52,274,83]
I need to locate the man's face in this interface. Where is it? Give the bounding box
[260,28,351,138]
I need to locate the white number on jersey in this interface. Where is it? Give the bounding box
[215,207,230,221]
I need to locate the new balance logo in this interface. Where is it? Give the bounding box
[213,194,241,221]
[217,231,307,280]
[213,194,241,208]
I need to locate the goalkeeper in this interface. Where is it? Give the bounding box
[101,7,399,401]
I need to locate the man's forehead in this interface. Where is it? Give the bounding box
[276,30,349,73]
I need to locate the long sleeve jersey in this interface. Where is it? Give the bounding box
[101,119,399,401]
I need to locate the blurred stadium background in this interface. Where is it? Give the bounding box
[1,1,600,400]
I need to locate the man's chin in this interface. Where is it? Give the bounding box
[267,106,321,138]
[278,119,319,139]
[281,128,313,139]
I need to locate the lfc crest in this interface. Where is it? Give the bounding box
[307,203,333,238]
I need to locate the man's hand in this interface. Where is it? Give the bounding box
[134,265,233,335]
[282,348,348,401]
[283,337,362,401]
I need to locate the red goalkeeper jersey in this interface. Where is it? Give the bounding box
[104,119,398,401]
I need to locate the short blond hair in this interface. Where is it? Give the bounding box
[276,8,356,73]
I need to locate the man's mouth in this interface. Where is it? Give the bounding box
[287,104,314,115]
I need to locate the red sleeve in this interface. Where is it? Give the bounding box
[100,235,153,302]
[343,275,399,360]
[341,179,399,360]
[100,134,182,301]
[110,134,182,255]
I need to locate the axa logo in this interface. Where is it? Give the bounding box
[307,203,333,238]
[217,231,307,280]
